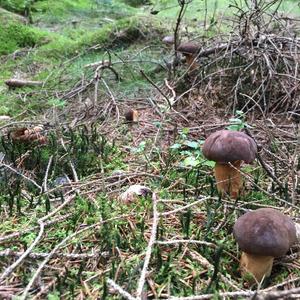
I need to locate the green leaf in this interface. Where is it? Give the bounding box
[236,110,244,116]
[48,98,66,107]
[202,160,215,167]
[183,156,199,167]
[227,124,243,131]
[183,140,199,149]
[170,143,181,149]
[48,292,60,300]
[181,127,190,135]
[229,118,242,124]
[153,121,161,128]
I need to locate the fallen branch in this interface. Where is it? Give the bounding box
[0,249,109,260]
[5,79,43,88]
[136,192,159,299]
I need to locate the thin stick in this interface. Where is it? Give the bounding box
[60,138,79,182]
[21,214,132,300]
[156,239,215,247]
[107,278,137,300]
[0,249,109,260]
[0,213,72,243]
[43,155,53,192]
[0,162,42,192]
[160,196,211,216]
[0,222,45,282]
[167,286,300,299]
[140,70,172,108]
[136,193,159,299]
[101,78,120,125]
[244,127,285,190]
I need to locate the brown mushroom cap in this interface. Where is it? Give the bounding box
[202,130,257,164]
[233,208,297,257]
[177,42,201,55]
[162,35,174,45]
[124,109,138,122]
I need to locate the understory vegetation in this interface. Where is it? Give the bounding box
[0,0,300,299]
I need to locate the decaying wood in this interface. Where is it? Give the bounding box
[5,79,43,88]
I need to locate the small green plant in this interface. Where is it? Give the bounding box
[226,110,249,131]
[170,128,215,168]
[47,98,66,108]
[0,125,124,213]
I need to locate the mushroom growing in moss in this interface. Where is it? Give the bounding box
[233,208,299,283]
[202,130,257,198]
[177,42,201,71]
[125,109,138,122]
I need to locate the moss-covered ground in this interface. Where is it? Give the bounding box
[0,0,300,299]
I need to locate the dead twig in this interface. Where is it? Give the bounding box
[5,79,43,88]
[140,70,172,109]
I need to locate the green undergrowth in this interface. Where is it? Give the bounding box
[0,125,293,298]
[0,0,27,14]
[0,110,296,297]
[0,1,299,298]
[39,16,162,57]
[34,0,137,24]
[0,126,124,210]
[0,22,47,55]
[0,13,166,117]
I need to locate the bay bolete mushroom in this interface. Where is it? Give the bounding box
[177,42,201,71]
[125,109,138,122]
[233,208,299,283]
[202,130,257,198]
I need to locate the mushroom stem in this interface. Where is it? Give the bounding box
[240,252,274,283]
[185,55,198,71]
[295,223,300,241]
[214,161,242,198]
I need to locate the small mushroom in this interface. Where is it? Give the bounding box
[71,19,79,28]
[233,208,299,283]
[125,109,138,122]
[177,42,201,71]
[119,185,152,204]
[162,35,174,47]
[0,116,11,122]
[202,130,257,198]
[10,126,47,144]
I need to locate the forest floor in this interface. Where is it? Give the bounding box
[0,0,300,299]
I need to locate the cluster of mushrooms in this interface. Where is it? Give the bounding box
[157,36,299,284]
[201,129,300,284]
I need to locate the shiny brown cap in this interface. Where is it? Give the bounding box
[233,208,297,257]
[202,130,257,163]
[162,35,174,45]
[125,109,138,122]
[177,42,201,55]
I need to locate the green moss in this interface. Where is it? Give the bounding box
[39,16,162,57]
[123,0,150,8]
[0,0,27,14]
[0,22,46,55]
[82,16,163,47]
